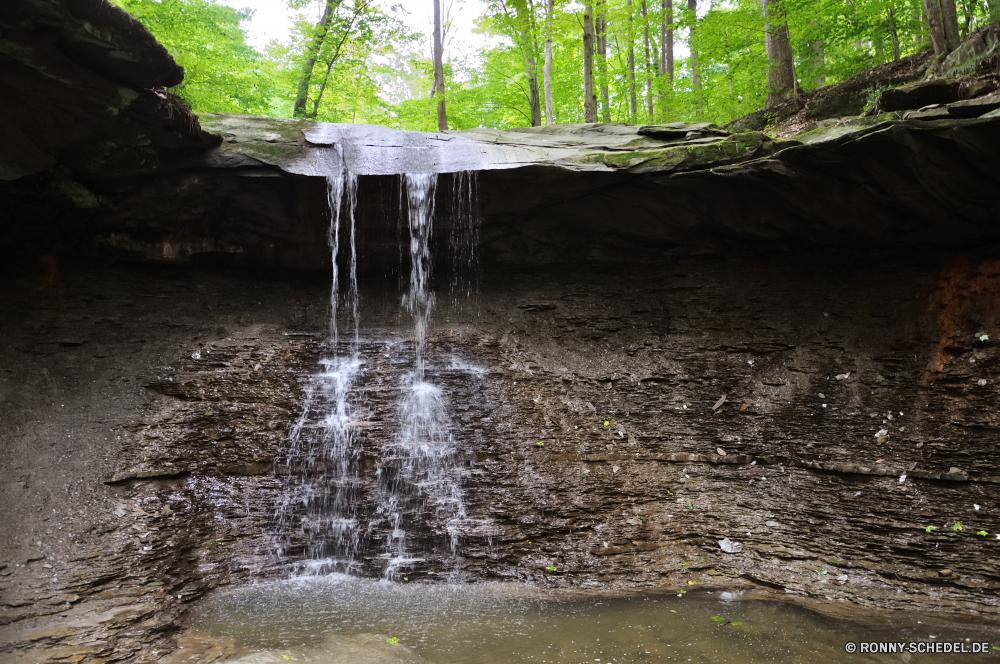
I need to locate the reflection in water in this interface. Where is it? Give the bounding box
[191,576,994,663]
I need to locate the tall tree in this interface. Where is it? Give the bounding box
[627,0,638,123]
[887,9,901,62]
[543,0,555,125]
[641,0,654,121]
[295,0,341,117]
[662,0,674,85]
[662,0,674,119]
[433,0,447,130]
[922,0,961,55]
[583,3,598,121]
[759,0,795,108]
[596,1,611,122]
[688,0,701,115]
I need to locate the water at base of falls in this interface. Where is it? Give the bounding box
[271,170,483,579]
[190,576,995,664]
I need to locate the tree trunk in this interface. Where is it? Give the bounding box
[627,0,637,123]
[512,0,542,126]
[527,55,543,126]
[941,0,960,51]
[544,0,554,125]
[922,0,960,55]
[641,0,653,122]
[759,0,795,109]
[664,0,674,84]
[887,9,901,62]
[662,0,673,119]
[596,4,611,122]
[688,0,701,116]
[433,0,447,130]
[294,0,339,118]
[583,3,598,122]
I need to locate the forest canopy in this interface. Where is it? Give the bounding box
[117,0,1000,130]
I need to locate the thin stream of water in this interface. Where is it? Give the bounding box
[378,174,468,579]
[271,171,365,574]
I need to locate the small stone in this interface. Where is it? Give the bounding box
[939,569,953,577]
[716,447,726,456]
[765,521,779,528]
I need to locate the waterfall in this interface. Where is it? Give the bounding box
[272,169,485,580]
[272,170,365,576]
[377,174,468,580]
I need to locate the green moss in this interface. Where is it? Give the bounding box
[576,132,768,172]
[235,140,307,163]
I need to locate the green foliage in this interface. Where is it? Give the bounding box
[386,637,399,644]
[121,0,999,130]
[953,521,964,531]
[546,565,558,571]
[118,0,274,114]
[925,525,938,533]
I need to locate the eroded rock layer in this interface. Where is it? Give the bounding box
[4,250,1000,661]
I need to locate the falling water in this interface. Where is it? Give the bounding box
[272,171,366,575]
[273,170,485,580]
[378,174,468,580]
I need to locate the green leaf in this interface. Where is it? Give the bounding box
[977,531,988,537]
[730,622,742,626]
[535,441,544,447]
[953,522,963,531]
[925,526,938,533]
[712,616,726,622]
[386,637,399,644]
[546,565,557,572]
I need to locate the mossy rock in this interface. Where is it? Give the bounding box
[574,132,775,172]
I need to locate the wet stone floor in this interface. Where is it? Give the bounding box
[184,576,998,663]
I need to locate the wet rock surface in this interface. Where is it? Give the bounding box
[4,251,1000,661]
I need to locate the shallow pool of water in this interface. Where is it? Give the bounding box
[189,576,996,663]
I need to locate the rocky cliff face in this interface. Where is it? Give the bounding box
[4,3,1000,664]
